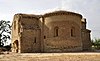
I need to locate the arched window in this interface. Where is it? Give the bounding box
[71,27,75,37]
[54,27,59,37]
[34,37,36,43]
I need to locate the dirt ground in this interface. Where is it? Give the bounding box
[0,52,100,61]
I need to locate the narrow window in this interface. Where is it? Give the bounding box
[44,36,46,39]
[56,29,58,36]
[34,37,36,43]
[54,27,59,37]
[71,27,75,37]
[71,29,74,36]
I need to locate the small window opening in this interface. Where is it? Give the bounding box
[44,36,46,39]
[54,27,59,37]
[71,27,75,37]
[34,37,36,43]
[71,29,74,36]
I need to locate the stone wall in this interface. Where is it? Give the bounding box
[43,12,82,52]
[11,11,91,53]
[11,14,21,53]
[81,29,91,51]
[81,18,92,51]
[12,14,41,53]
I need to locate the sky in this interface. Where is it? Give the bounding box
[0,0,100,41]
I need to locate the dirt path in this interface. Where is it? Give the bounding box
[0,53,100,61]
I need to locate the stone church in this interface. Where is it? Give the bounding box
[11,10,92,53]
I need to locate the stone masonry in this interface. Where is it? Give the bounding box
[11,10,92,53]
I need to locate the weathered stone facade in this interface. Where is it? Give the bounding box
[11,10,92,53]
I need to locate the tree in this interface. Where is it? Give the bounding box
[0,20,11,47]
[92,38,100,50]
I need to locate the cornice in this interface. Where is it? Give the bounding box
[43,10,82,18]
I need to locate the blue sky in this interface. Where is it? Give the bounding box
[0,0,100,40]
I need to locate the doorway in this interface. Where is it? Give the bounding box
[14,40,19,53]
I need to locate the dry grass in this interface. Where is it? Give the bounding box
[0,53,100,61]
